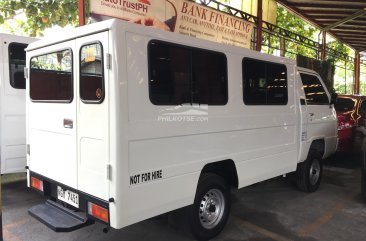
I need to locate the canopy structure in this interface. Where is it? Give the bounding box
[276,0,366,53]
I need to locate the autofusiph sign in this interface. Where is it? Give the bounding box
[90,0,254,49]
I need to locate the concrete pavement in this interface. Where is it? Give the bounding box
[2,154,366,241]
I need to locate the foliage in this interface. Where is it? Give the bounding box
[275,6,356,94]
[0,0,79,36]
[277,7,319,40]
[276,6,351,61]
[275,6,319,58]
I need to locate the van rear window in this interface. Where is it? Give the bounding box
[30,49,73,102]
[80,43,104,103]
[9,43,27,89]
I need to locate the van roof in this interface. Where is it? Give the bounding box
[26,19,117,51]
[26,18,296,66]
[0,33,37,41]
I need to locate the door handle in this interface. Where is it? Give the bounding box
[64,119,73,129]
[309,113,314,117]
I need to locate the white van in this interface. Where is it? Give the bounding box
[26,19,337,240]
[0,33,36,174]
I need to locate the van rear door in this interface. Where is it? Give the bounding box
[76,32,110,200]
[28,33,110,201]
[1,36,31,174]
[28,40,77,188]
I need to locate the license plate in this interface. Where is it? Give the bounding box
[57,186,79,208]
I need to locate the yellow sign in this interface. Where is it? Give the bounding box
[85,47,96,63]
[90,0,254,49]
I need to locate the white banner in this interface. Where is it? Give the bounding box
[90,0,254,49]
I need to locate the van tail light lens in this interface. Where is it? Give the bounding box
[337,114,355,130]
[338,120,355,130]
[31,177,44,192]
[88,202,109,223]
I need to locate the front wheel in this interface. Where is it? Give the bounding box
[296,151,323,193]
[190,173,231,241]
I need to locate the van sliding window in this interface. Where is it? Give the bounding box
[148,40,228,105]
[243,58,288,105]
[80,43,104,103]
[9,43,28,89]
[30,49,73,102]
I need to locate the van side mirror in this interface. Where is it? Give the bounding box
[330,93,338,105]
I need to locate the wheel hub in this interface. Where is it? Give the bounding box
[309,159,321,185]
[199,189,225,229]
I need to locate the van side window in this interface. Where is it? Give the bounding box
[80,43,104,103]
[30,49,73,102]
[9,43,27,89]
[300,73,329,105]
[243,58,288,105]
[148,40,228,105]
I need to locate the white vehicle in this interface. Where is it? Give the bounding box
[26,19,337,240]
[0,33,36,174]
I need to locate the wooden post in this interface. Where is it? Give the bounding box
[354,52,361,94]
[78,0,86,26]
[321,31,326,61]
[256,0,263,52]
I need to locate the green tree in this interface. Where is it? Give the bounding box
[0,0,79,36]
[276,6,319,58]
[276,6,354,94]
[276,6,351,61]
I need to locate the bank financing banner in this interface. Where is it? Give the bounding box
[90,0,254,49]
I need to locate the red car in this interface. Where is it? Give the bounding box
[335,95,366,152]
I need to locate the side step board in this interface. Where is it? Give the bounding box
[29,200,94,232]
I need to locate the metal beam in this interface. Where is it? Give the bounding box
[276,0,322,29]
[78,0,85,26]
[256,0,263,52]
[322,8,366,31]
[354,52,361,94]
[321,31,326,61]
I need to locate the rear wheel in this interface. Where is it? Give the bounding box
[296,150,323,193]
[190,173,231,241]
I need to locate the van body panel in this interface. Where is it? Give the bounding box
[297,68,338,160]
[0,34,36,174]
[27,40,77,188]
[76,31,110,201]
[26,19,337,229]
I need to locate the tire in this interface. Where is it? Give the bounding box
[189,173,231,241]
[296,150,322,193]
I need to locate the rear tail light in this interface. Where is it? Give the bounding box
[88,202,109,223]
[337,114,355,131]
[31,177,44,192]
[338,120,355,130]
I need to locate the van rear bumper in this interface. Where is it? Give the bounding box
[28,171,110,231]
[29,199,94,232]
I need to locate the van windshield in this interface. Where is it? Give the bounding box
[335,97,356,112]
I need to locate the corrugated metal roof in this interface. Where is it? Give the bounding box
[276,0,366,53]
